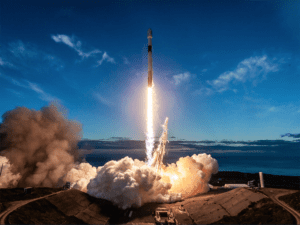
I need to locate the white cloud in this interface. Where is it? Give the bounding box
[0,74,60,103]
[0,57,14,68]
[79,49,102,59]
[201,68,208,73]
[0,74,25,88]
[95,52,116,66]
[6,88,23,98]
[268,107,277,112]
[173,72,191,85]
[94,93,113,106]
[51,34,102,59]
[9,40,38,58]
[244,97,300,117]
[51,34,117,66]
[193,55,283,96]
[205,55,279,94]
[52,34,75,48]
[27,81,60,102]
[6,40,64,72]
[42,55,64,71]
[193,87,213,96]
[11,79,27,88]
[123,57,130,65]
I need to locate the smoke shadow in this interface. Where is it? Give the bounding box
[110,202,165,224]
[184,188,232,200]
[0,187,63,202]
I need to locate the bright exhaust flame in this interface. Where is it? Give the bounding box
[151,117,168,173]
[171,174,178,181]
[146,87,154,166]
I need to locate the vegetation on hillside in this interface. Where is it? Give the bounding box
[279,191,300,213]
[212,198,296,224]
[0,187,63,203]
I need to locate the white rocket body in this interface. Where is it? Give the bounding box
[148,29,153,87]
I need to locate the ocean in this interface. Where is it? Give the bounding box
[81,140,300,176]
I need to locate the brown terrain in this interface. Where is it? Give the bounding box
[0,187,63,203]
[212,195,296,224]
[0,171,299,224]
[260,188,300,224]
[278,190,300,213]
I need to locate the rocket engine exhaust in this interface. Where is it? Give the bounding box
[146,28,155,166]
[151,117,168,173]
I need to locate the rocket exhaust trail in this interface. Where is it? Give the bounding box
[146,87,154,166]
[151,117,169,173]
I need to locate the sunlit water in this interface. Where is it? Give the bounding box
[84,149,299,176]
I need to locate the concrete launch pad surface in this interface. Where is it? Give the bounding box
[132,187,266,225]
[107,188,266,224]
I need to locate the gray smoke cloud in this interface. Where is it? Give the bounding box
[0,104,82,187]
[0,104,219,211]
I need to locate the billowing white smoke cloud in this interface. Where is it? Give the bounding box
[86,156,181,210]
[0,156,21,188]
[161,153,219,197]
[62,162,98,192]
[0,104,219,211]
[65,152,218,210]
[0,104,82,188]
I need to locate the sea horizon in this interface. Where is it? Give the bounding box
[79,139,300,177]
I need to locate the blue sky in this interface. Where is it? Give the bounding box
[0,0,300,141]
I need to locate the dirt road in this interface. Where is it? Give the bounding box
[274,192,300,225]
[0,190,66,225]
[261,189,300,225]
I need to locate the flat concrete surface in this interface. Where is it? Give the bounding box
[126,188,266,224]
[172,187,265,224]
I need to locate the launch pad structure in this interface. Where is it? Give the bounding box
[0,164,3,177]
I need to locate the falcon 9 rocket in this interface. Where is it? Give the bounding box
[147,29,153,87]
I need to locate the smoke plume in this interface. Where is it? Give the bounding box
[67,153,218,210]
[87,156,181,210]
[0,104,82,187]
[0,104,219,210]
[63,162,98,192]
[0,156,21,188]
[161,153,219,197]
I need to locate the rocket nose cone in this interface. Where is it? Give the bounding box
[147,29,152,38]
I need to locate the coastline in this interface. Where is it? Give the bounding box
[210,171,300,190]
